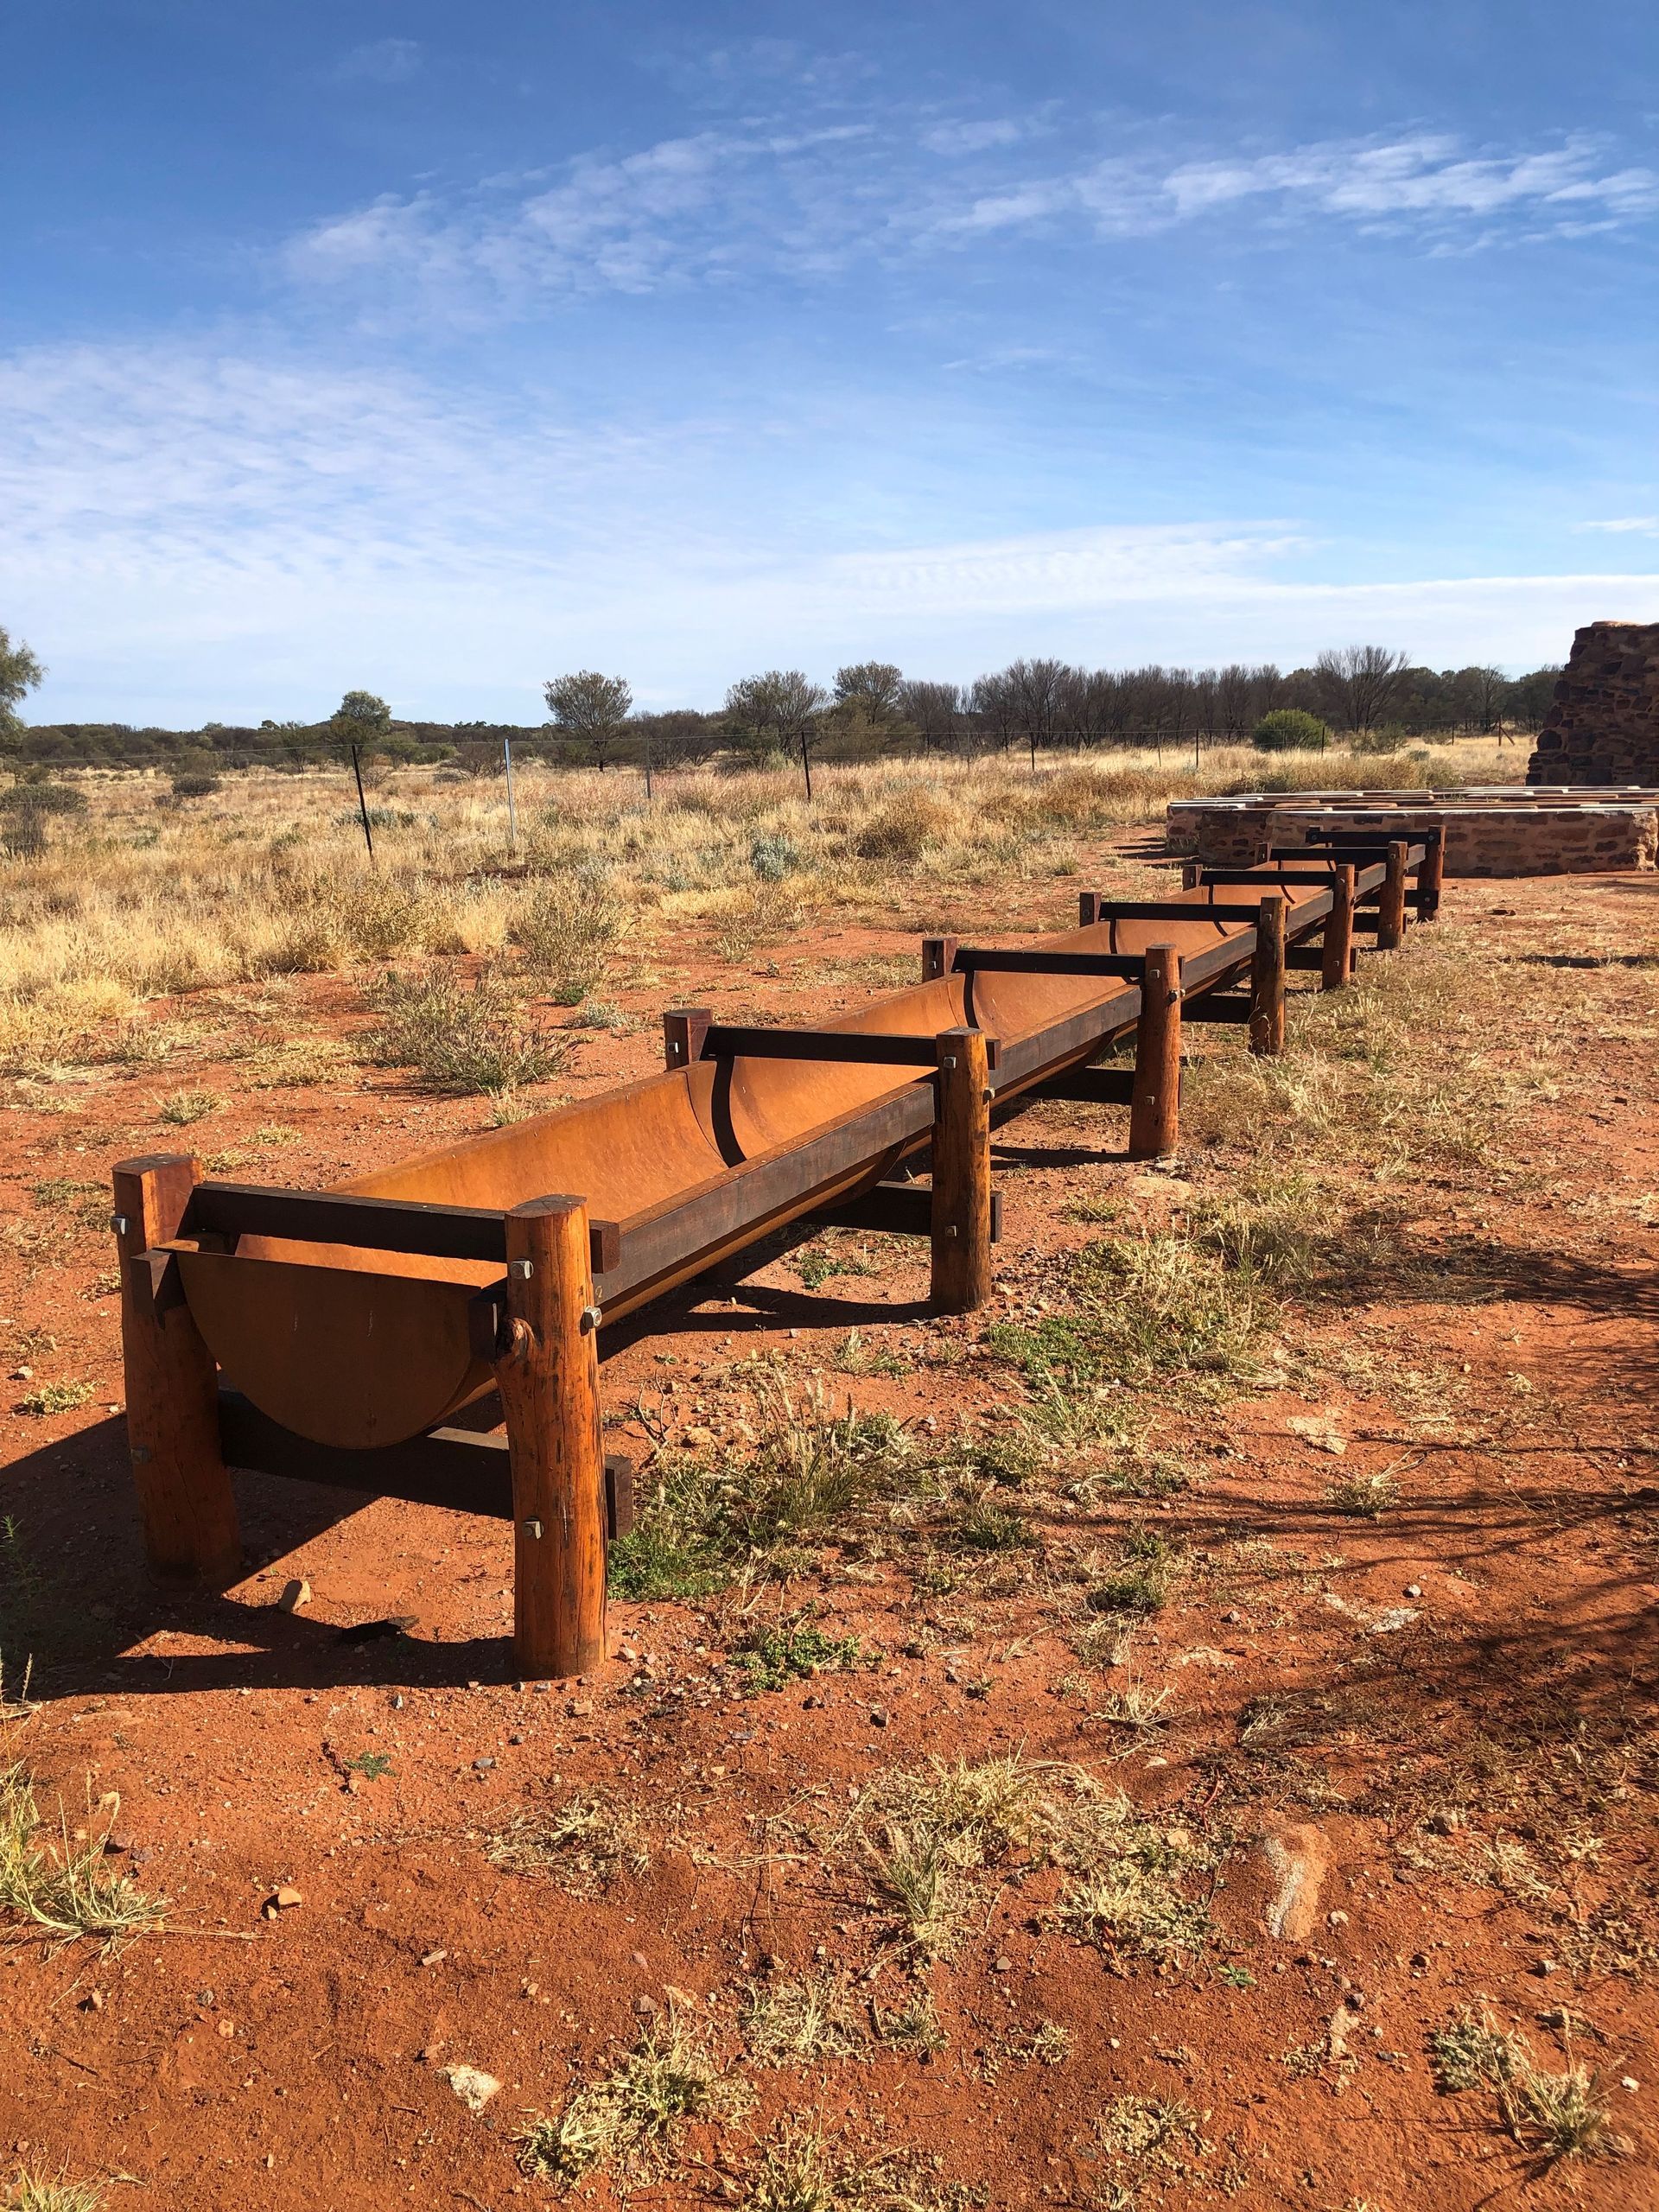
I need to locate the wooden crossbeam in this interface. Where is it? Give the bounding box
[182,1181,621,1272]
[1029,1065,1136,1105]
[698,1023,1001,1071]
[219,1389,637,1538]
[810,1178,1003,1243]
[1077,895,1268,925]
[951,947,1145,979]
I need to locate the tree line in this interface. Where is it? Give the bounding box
[0,623,1561,779]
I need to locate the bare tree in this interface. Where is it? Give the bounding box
[1314,645,1409,736]
[544,671,633,770]
[969,670,1019,753]
[900,679,969,754]
[1001,657,1068,767]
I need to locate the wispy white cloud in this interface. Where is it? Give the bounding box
[282,117,1659,325]
[334,38,423,86]
[3,338,1652,722]
[921,117,1028,156]
[1576,515,1659,535]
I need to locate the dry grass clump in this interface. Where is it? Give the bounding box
[0,1765,165,1948]
[2,2171,107,2212]
[842,1753,1211,1961]
[611,1364,921,1600]
[1429,2008,1621,2162]
[485,1789,650,1893]
[516,2009,748,2187]
[510,872,626,1002]
[361,964,567,1094]
[745,2126,975,2212]
[741,1969,866,2065]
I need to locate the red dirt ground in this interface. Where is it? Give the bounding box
[2,859,1657,2210]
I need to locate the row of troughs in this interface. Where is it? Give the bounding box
[111,832,1438,1676]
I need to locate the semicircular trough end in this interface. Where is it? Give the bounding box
[177,1249,488,1452]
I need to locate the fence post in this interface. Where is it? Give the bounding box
[1321,866,1356,990]
[931,1028,993,1313]
[1128,945,1182,1160]
[1378,839,1408,950]
[921,936,959,983]
[1249,894,1287,1058]
[493,1196,608,1680]
[111,1154,241,1582]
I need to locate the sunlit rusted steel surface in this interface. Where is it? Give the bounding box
[170,862,1343,1451]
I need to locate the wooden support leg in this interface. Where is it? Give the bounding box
[1416,830,1446,921]
[931,1027,993,1313]
[1377,839,1408,950]
[920,935,959,982]
[111,1154,241,1583]
[1321,865,1356,990]
[493,1196,607,1679]
[1128,944,1182,1160]
[1181,862,1202,890]
[1249,893,1287,1058]
[662,1007,711,1071]
[1077,892,1101,925]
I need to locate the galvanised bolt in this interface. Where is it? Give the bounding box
[578,1305,602,1334]
[509,1258,534,1280]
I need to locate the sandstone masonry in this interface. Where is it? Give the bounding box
[1529,619,1659,785]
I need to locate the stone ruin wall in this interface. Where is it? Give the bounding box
[1167,791,1659,874]
[1529,619,1659,785]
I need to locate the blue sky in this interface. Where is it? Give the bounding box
[5,1,1658,725]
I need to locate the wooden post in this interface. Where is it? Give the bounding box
[1378,839,1408,950]
[1249,894,1287,1058]
[931,1028,993,1313]
[1128,945,1182,1160]
[493,1196,607,1680]
[1321,865,1356,991]
[1416,830,1446,921]
[1181,862,1202,890]
[920,935,959,983]
[1077,892,1102,925]
[662,1007,712,1072]
[111,1154,241,1583]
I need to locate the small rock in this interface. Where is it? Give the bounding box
[441,2063,501,2114]
[632,1993,659,2017]
[390,1694,404,1711]
[1405,1583,1423,1599]
[1426,1809,1463,1835]
[473,1758,495,1772]
[1622,2075,1639,2093]
[630,1950,649,1970]
[262,1885,303,1919]
[1328,1910,1349,1927]
[1264,1824,1329,1942]
[569,1699,594,1719]
[276,1579,311,1614]
[82,1990,104,2012]
[217,2018,236,2039]
[992,1956,1012,1974]
[10,1365,31,1382]
[868,1707,889,1728]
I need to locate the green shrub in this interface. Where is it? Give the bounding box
[1251,709,1329,753]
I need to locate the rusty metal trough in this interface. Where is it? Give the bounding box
[113,835,1435,1675]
